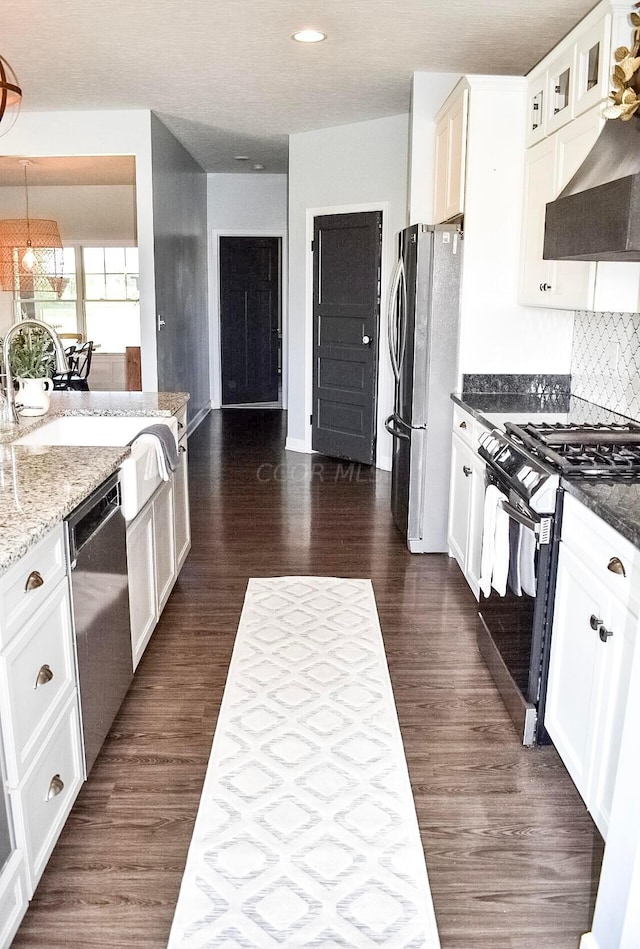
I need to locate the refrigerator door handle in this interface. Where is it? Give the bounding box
[397,263,407,377]
[387,258,404,381]
[384,413,411,442]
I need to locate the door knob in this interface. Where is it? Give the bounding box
[362,335,371,345]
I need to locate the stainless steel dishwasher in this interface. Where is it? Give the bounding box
[65,472,133,776]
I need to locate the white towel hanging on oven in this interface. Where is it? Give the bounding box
[519,525,537,596]
[479,485,509,597]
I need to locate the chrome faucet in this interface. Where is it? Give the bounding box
[1,319,69,424]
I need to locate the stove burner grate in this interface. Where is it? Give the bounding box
[505,420,640,478]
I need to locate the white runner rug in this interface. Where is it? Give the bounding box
[168,577,440,949]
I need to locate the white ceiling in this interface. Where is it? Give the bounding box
[2,0,597,174]
[0,155,136,186]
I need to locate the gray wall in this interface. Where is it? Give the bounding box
[287,113,410,466]
[151,114,209,423]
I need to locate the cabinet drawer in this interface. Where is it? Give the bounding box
[0,525,67,649]
[452,404,475,447]
[0,579,75,785]
[0,851,29,949]
[10,692,83,893]
[562,493,640,614]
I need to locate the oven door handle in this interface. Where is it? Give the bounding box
[499,499,540,534]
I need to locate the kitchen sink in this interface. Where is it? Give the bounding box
[14,414,179,521]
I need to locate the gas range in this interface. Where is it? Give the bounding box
[505,421,640,479]
[478,419,640,514]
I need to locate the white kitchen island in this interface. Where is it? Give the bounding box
[0,391,190,949]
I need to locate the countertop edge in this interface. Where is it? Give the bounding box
[0,392,190,577]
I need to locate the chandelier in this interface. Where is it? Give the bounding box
[0,160,65,295]
[0,54,22,136]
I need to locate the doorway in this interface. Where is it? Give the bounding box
[219,236,281,406]
[311,210,382,465]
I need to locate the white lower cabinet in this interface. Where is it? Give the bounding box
[10,692,83,893]
[0,851,29,949]
[174,440,191,573]
[0,526,84,940]
[153,479,176,615]
[127,437,191,669]
[127,501,158,670]
[448,409,486,600]
[545,500,637,839]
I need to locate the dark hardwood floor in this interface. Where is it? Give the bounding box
[12,409,603,949]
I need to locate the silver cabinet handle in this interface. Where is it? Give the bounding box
[362,335,371,345]
[46,774,64,802]
[607,556,626,577]
[590,614,603,631]
[25,570,44,593]
[463,465,472,477]
[35,664,53,688]
[179,445,186,454]
[459,420,467,429]
[539,283,552,291]
[599,626,614,643]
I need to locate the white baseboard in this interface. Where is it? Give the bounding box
[187,403,211,437]
[376,450,392,472]
[285,437,310,454]
[579,933,598,949]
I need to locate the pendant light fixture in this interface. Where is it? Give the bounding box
[0,160,64,293]
[0,54,22,135]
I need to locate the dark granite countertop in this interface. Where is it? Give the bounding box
[452,391,640,549]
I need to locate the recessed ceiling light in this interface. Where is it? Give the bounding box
[234,155,250,161]
[291,29,327,43]
[253,164,264,171]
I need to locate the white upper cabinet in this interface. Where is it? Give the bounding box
[519,105,603,309]
[433,85,469,224]
[525,2,629,148]
[520,1,638,312]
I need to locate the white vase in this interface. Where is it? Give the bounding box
[16,377,53,417]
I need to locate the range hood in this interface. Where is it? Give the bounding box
[543,117,640,261]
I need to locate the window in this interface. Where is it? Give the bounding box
[15,245,140,353]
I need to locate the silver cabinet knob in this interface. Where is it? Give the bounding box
[35,664,54,688]
[25,570,44,593]
[539,283,552,291]
[607,556,626,577]
[46,774,64,802]
[362,335,371,345]
[590,614,603,631]
[463,465,472,477]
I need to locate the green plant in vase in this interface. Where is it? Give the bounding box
[4,326,56,417]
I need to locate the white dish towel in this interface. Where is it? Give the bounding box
[479,485,510,597]
[519,525,537,597]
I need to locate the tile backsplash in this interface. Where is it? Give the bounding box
[572,310,640,420]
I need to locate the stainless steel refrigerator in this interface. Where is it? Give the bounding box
[385,224,463,552]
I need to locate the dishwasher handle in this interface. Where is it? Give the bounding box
[66,474,121,563]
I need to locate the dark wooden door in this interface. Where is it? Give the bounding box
[312,211,382,464]
[219,236,280,404]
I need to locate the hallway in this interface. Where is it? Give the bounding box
[13,409,603,949]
